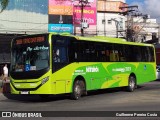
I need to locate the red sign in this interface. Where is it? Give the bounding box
[16,36,45,45]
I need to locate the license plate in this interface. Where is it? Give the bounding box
[20,91,29,94]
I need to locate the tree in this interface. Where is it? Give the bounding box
[0,0,9,13]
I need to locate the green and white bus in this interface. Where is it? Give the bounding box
[10,33,156,99]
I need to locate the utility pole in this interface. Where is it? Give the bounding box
[103,0,106,36]
[110,18,119,38]
[120,5,149,42]
[119,5,138,41]
[75,0,90,36]
[131,14,148,42]
[80,0,85,36]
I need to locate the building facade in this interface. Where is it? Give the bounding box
[132,17,159,43]
[97,0,127,37]
[0,0,127,35]
[0,0,48,34]
[0,0,48,63]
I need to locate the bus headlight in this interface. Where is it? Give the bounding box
[41,76,49,85]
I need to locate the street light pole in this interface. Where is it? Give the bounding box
[81,1,84,36]
[119,5,138,41]
[78,0,90,36]
[74,0,90,36]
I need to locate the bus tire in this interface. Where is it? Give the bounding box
[127,76,136,92]
[71,80,84,100]
[80,80,87,96]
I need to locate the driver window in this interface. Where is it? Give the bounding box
[53,47,67,63]
[53,48,60,62]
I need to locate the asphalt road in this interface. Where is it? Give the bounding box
[1,80,160,120]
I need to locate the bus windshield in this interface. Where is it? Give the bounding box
[11,35,49,72]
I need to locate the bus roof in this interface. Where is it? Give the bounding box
[49,33,154,47]
[14,33,153,47]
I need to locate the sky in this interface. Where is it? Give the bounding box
[126,0,160,23]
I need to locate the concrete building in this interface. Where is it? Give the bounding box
[132,16,159,43]
[0,0,48,34]
[0,0,48,63]
[97,0,127,38]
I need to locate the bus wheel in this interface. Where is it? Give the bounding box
[80,80,87,96]
[127,76,136,92]
[71,80,84,100]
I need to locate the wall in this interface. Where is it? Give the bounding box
[97,13,126,37]
[48,0,97,35]
[0,0,48,34]
[97,0,127,37]
[133,17,159,42]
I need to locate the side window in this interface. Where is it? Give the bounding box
[124,45,136,62]
[133,46,142,62]
[132,46,154,62]
[145,46,155,62]
[84,42,96,62]
[77,42,86,62]
[71,41,84,62]
[148,47,155,62]
[113,44,126,62]
[68,40,75,62]
[124,45,155,62]
[72,41,97,62]
[95,44,103,62]
[107,43,114,62]
[95,43,111,62]
[141,46,148,62]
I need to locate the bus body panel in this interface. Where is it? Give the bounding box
[11,62,155,95]
[10,33,156,95]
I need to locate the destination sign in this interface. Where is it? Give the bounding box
[15,36,45,45]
